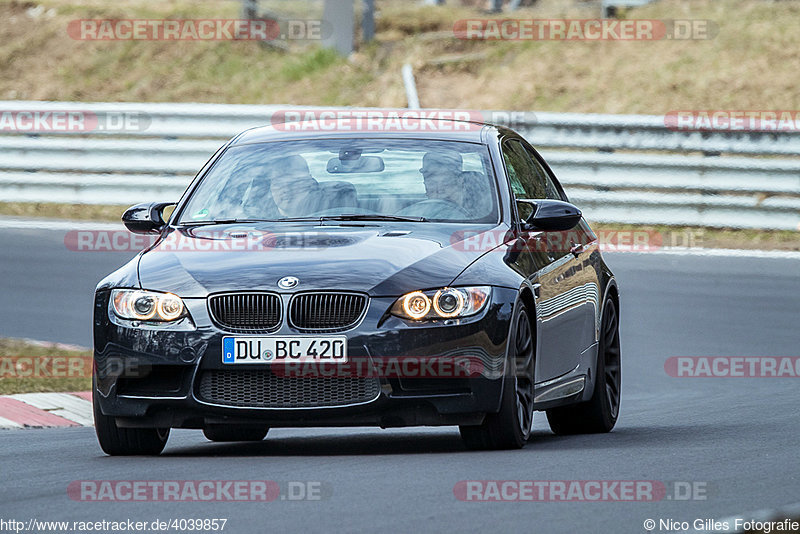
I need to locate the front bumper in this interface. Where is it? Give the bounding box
[93,287,517,429]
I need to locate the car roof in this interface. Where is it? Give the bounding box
[229,117,498,145]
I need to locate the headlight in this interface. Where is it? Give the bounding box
[391,286,491,321]
[111,289,186,322]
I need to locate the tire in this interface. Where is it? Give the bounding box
[546,296,621,435]
[203,425,269,442]
[93,387,169,456]
[460,302,535,450]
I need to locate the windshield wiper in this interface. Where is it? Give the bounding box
[178,215,426,226]
[178,218,266,227]
[320,214,427,222]
[178,217,323,227]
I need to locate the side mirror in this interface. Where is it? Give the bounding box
[122,202,176,234]
[520,199,582,231]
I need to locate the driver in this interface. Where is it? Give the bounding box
[419,151,465,206]
[268,155,325,217]
[236,160,280,218]
[397,150,470,219]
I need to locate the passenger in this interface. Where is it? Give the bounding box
[268,155,325,217]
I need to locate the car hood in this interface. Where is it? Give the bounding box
[137,223,509,297]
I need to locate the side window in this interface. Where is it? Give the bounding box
[522,144,564,201]
[502,150,525,197]
[543,174,561,200]
[502,140,546,199]
[502,139,547,221]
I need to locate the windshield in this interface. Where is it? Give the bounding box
[177,139,498,224]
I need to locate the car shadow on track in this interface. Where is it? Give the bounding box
[163,431,467,457]
[158,422,731,457]
[528,421,761,452]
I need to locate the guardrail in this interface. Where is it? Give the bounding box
[1,100,798,230]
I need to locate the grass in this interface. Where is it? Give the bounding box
[1,201,798,251]
[1,0,798,246]
[0,0,798,112]
[0,338,92,394]
[589,222,800,252]
[1,1,797,242]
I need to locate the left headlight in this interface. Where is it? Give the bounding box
[391,286,491,321]
[111,289,186,322]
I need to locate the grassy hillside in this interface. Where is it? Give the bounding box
[1,0,798,113]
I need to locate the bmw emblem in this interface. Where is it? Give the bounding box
[277,276,299,290]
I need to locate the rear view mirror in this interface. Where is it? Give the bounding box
[122,201,176,234]
[326,156,384,173]
[520,199,582,231]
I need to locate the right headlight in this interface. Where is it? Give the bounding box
[391,286,491,321]
[111,289,186,322]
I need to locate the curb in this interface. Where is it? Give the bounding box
[0,391,93,429]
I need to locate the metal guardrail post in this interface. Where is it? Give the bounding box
[241,0,257,19]
[401,65,421,110]
[362,0,375,44]
[322,0,354,55]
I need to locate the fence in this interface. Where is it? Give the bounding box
[1,100,798,230]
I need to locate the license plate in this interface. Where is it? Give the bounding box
[222,336,347,364]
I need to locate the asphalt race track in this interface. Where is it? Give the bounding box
[1,223,799,533]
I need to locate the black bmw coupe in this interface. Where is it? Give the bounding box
[93,117,620,455]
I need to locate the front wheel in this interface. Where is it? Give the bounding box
[93,388,169,456]
[546,296,621,434]
[460,302,535,450]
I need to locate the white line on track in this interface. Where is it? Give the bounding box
[0,217,122,231]
[609,246,800,260]
[0,415,23,429]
